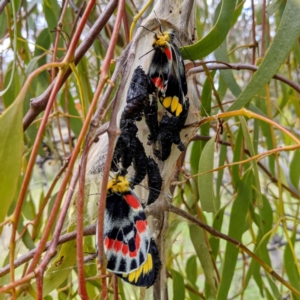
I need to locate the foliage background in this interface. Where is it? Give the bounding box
[1,0,300,299]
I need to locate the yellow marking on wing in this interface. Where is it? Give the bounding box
[145,254,153,273]
[135,264,143,283]
[123,253,153,283]
[171,96,179,113]
[162,97,172,108]
[175,103,183,117]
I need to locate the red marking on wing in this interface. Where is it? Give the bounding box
[104,237,114,250]
[129,249,137,258]
[113,240,122,252]
[135,233,141,251]
[136,220,147,233]
[164,47,172,61]
[124,194,141,209]
[152,77,164,90]
[122,244,129,255]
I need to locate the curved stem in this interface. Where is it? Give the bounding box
[187,62,300,94]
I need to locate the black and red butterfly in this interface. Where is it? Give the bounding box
[148,29,188,118]
[99,174,161,287]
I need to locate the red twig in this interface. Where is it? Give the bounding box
[113,274,118,300]
[77,162,89,299]
[95,1,126,299]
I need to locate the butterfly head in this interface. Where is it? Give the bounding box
[153,30,175,49]
[107,175,130,194]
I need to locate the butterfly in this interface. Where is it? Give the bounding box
[98,174,161,287]
[148,29,188,118]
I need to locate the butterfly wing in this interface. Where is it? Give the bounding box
[159,43,187,117]
[120,238,161,288]
[104,191,150,274]
[148,47,172,93]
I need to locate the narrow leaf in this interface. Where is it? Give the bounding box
[0,100,23,226]
[239,116,262,207]
[198,137,216,212]
[216,169,253,300]
[290,149,300,189]
[190,224,217,297]
[186,255,198,287]
[170,269,185,300]
[284,233,300,300]
[244,196,274,296]
[181,0,237,60]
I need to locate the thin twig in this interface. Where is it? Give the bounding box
[187,62,300,94]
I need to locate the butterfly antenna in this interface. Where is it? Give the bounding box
[131,181,172,200]
[139,25,156,35]
[139,48,155,60]
[153,11,164,33]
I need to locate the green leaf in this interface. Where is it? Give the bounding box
[284,233,300,300]
[21,240,77,299]
[186,255,198,287]
[2,66,22,107]
[43,0,60,37]
[200,76,213,152]
[216,139,227,209]
[232,126,244,189]
[170,269,185,300]
[198,137,216,212]
[181,0,237,60]
[244,196,274,296]
[0,100,23,227]
[239,116,262,207]
[210,205,226,259]
[189,224,217,297]
[190,140,201,176]
[290,149,300,189]
[0,10,7,39]
[216,169,253,300]
[227,0,300,111]
[255,96,276,175]
[34,28,51,66]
